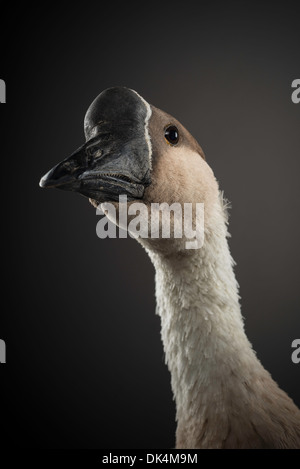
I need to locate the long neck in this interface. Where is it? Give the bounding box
[145,204,300,448]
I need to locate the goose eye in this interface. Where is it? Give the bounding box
[164,125,179,145]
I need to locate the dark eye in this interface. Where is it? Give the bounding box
[164,125,179,145]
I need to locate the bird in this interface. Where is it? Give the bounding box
[40,86,300,449]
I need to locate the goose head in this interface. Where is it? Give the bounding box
[40,87,220,251]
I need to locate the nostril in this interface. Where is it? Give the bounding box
[64,159,79,173]
[93,149,102,159]
[86,147,102,165]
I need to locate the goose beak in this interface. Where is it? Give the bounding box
[40,87,152,203]
[39,144,85,191]
[39,132,151,203]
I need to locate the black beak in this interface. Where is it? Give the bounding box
[39,144,86,191]
[40,87,152,204]
[39,138,150,202]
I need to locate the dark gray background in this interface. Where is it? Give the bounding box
[0,1,299,449]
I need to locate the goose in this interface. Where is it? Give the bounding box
[40,87,300,449]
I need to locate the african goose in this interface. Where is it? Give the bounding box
[40,87,300,449]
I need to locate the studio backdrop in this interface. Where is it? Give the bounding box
[0,2,299,449]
